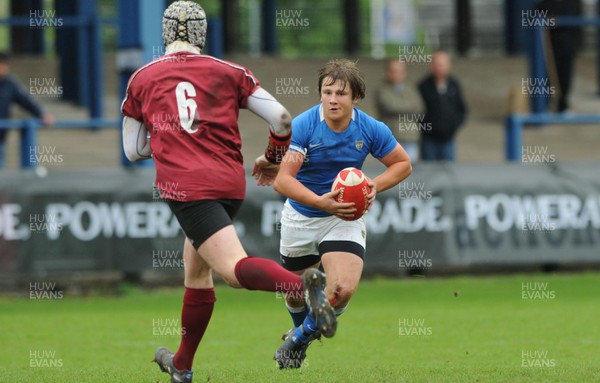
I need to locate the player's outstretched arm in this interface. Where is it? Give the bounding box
[372,144,412,193]
[122,116,152,162]
[247,87,292,185]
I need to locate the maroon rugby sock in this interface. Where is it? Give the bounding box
[173,288,215,371]
[234,257,303,295]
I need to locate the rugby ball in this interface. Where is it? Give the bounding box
[331,167,371,220]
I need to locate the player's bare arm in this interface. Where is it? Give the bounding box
[367,144,412,207]
[122,116,151,161]
[273,150,356,219]
[247,87,292,186]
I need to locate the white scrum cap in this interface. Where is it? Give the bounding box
[162,1,207,50]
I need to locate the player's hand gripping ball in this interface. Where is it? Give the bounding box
[331,167,371,220]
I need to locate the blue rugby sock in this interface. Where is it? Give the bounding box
[290,305,350,345]
[286,302,308,328]
[291,312,318,345]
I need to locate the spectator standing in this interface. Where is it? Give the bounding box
[417,51,467,161]
[0,52,54,168]
[375,59,422,162]
[536,0,582,113]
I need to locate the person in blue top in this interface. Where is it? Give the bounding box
[270,59,412,368]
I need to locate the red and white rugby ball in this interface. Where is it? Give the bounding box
[331,167,371,220]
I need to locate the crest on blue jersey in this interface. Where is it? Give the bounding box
[355,140,364,150]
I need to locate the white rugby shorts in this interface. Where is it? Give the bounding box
[279,200,366,258]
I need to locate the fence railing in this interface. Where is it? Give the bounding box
[5,113,599,167]
[0,119,119,169]
[505,113,600,161]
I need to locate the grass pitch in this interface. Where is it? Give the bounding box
[0,272,598,382]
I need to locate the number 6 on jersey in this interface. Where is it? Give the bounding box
[175,81,199,133]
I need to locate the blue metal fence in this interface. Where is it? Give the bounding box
[0,118,119,168]
[505,113,600,161]
[0,14,115,120]
[529,16,600,113]
[507,15,600,161]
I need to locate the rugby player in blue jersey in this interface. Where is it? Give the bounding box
[270,59,412,368]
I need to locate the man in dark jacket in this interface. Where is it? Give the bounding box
[0,52,53,168]
[417,51,467,161]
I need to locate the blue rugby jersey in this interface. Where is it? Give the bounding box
[288,103,397,217]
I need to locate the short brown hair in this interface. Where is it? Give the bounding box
[318,59,366,100]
